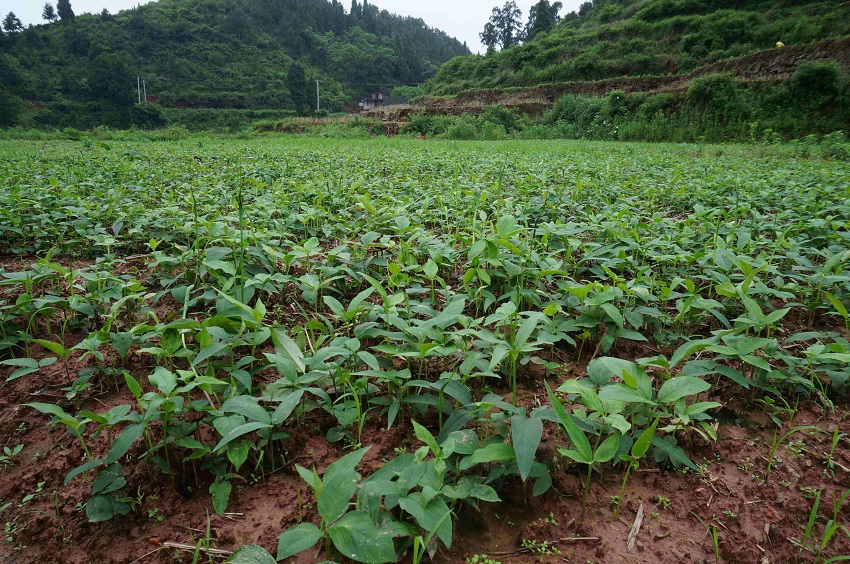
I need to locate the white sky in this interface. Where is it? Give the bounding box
[2,0,583,53]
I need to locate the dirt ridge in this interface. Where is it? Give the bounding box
[372,36,850,120]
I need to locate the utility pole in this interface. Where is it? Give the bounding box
[143,79,147,103]
[316,80,320,112]
[137,76,141,104]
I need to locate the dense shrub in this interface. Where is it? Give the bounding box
[791,60,846,108]
[131,103,167,130]
[0,89,21,127]
[480,105,524,132]
[603,90,628,118]
[480,122,508,140]
[544,94,603,128]
[444,121,478,140]
[686,73,744,121]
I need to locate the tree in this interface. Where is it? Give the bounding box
[0,88,21,126]
[57,0,74,22]
[525,0,560,41]
[224,7,249,40]
[3,12,23,33]
[88,51,134,107]
[481,2,523,51]
[43,3,58,23]
[287,62,309,114]
[480,21,498,51]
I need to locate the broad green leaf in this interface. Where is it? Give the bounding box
[111,332,134,359]
[271,390,304,425]
[656,376,710,404]
[361,273,389,306]
[276,523,322,561]
[271,328,305,374]
[33,338,68,357]
[212,421,272,453]
[557,380,604,414]
[732,337,772,356]
[204,259,236,276]
[670,338,715,369]
[593,434,621,463]
[459,443,515,470]
[149,366,177,397]
[715,365,750,388]
[124,373,143,399]
[64,458,107,485]
[86,495,115,523]
[586,357,635,386]
[296,465,324,496]
[514,313,543,348]
[532,473,552,496]
[616,328,648,342]
[105,423,145,464]
[558,447,592,464]
[741,354,772,371]
[412,420,440,458]
[511,414,543,481]
[683,402,722,416]
[467,483,500,503]
[398,492,453,549]
[328,510,397,563]
[349,287,375,311]
[423,259,438,279]
[442,430,479,455]
[598,383,656,405]
[651,436,699,472]
[227,545,276,564]
[323,295,346,317]
[324,447,369,483]
[545,382,592,462]
[25,402,72,421]
[317,469,360,524]
[192,341,228,367]
[765,307,792,325]
[210,480,232,516]
[468,240,486,260]
[221,395,271,425]
[632,418,659,459]
[600,303,623,328]
[228,440,251,472]
[824,292,848,321]
[496,215,518,239]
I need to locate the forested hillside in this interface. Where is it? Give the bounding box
[0,0,468,128]
[427,0,850,95]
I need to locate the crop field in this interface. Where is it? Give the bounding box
[0,137,848,563]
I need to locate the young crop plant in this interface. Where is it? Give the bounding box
[545,382,620,524]
[6,138,850,564]
[244,421,508,563]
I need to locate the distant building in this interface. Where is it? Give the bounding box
[358,92,406,111]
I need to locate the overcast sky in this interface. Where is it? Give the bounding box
[2,0,584,53]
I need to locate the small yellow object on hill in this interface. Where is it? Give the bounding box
[775,41,785,48]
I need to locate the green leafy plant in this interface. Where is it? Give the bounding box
[546,382,619,524]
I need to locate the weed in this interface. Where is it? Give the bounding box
[0,445,23,467]
[466,555,502,564]
[802,487,821,501]
[521,539,560,555]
